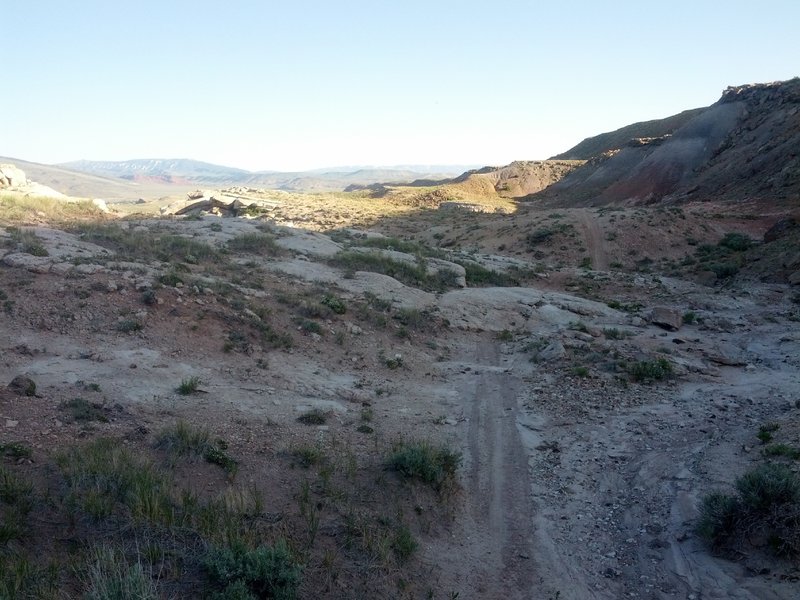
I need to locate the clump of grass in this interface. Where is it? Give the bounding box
[392,524,418,562]
[496,329,514,342]
[292,445,325,468]
[294,318,323,335]
[455,260,518,286]
[603,327,623,340]
[682,311,697,325]
[176,376,202,395]
[56,438,172,522]
[329,251,456,292]
[393,308,431,330]
[83,545,158,600]
[697,463,800,555]
[204,540,301,600]
[157,422,237,476]
[7,228,49,256]
[297,409,327,426]
[386,441,461,490]
[628,358,672,382]
[757,423,780,444]
[0,442,32,460]
[60,397,109,423]
[763,444,800,460]
[526,223,573,247]
[227,233,282,256]
[0,194,104,224]
[75,223,219,264]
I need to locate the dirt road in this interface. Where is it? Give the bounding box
[578,210,609,270]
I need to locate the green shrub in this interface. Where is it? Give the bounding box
[696,492,741,547]
[320,294,347,314]
[496,329,514,342]
[204,540,301,600]
[60,397,109,423]
[735,463,800,512]
[227,233,282,256]
[628,358,672,382]
[719,232,753,251]
[455,261,518,286]
[116,319,143,333]
[297,409,327,426]
[697,463,800,555]
[571,366,589,377]
[387,441,461,489]
[757,423,780,444]
[710,262,739,279]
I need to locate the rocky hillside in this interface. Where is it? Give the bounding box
[445,160,584,198]
[533,78,800,206]
[551,108,706,160]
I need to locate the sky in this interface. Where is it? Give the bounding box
[3,0,798,172]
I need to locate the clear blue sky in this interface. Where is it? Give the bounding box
[3,0,798,171]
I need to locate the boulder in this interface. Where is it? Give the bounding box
[648,306,683,331]
[537,340,566,362]
[0,164,27,188]
[8,375,36,396]
[764,217,798,243]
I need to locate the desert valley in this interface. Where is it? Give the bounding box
[1,78,799,599]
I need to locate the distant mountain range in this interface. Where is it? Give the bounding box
[57,159,475,192]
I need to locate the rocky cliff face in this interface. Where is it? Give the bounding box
[534,78,800,207]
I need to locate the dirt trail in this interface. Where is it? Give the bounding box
[578,210,609,270]
[430,338,541,599]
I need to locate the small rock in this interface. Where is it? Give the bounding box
[5,419,19,428]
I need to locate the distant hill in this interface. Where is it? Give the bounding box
[58,159,470,193]
[534,78,800,206]
[60,158,250,186]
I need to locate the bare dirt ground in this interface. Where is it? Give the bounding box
[1,192,799,598]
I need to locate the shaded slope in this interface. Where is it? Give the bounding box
[533,78,800,206]
[551,107,706,160]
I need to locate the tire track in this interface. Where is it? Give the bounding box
[456,340,538,598]
[578,210,609,270]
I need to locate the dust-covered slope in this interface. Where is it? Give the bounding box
[534,78,800,207]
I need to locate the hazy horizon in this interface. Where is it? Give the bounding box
[3,1,798,171]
